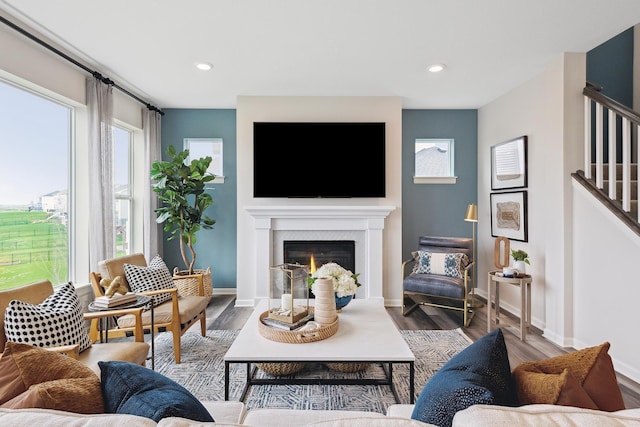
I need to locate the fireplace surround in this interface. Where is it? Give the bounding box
[245,205,395,303]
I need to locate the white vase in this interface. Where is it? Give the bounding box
[513,260,527,275]
[313,277,337,325]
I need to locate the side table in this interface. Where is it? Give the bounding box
[487,271,532,341]
[88,295,155,369]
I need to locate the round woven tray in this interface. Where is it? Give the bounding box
[258,310,339,344]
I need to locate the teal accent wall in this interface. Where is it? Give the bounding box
[160,109,237,289]
[401,110,478,260]
[160,108,478,290]
[587,26,634,108]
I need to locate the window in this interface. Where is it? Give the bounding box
[414,138,457,184]
[183,138,224,183]
[114,126,132,256]
[0,79,72,289]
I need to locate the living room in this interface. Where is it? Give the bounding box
[1,2,640,422]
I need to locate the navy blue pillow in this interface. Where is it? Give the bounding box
[411,328,517,427]
[99,361,214,423]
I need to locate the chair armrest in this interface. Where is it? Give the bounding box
[46,344,80,359]
[83,307,146,342]
[401,258,416,278]
[136,288,179,298]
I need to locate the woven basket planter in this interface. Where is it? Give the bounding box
[172,267,213,299]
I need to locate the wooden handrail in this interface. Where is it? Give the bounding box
[583,86,640,126]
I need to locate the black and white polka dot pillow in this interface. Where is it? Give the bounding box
[4,282,92,352]
[124,255,174,307]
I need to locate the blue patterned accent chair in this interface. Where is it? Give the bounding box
[402,236,475,326]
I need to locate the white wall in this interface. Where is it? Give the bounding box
[478,53,585,343]
[235,96,403,306]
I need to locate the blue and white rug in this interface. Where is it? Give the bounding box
[154,328,472,414]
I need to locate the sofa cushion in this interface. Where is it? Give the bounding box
[0,408,157,426]
[124,255,174,307]
[0,342,103,414]
[411,251,468,278]
[411,328,516,427]
[452,404,640,427]
[512,341,625,411]
[305,416,437,426]
[99,360,213,422]
[4,282,92,352]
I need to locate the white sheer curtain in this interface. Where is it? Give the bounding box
[87,76,115,269]
[143,107,162,259]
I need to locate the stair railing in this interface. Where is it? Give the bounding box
[583,82,640,220]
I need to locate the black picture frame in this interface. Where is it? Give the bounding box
[491,136,528,190]
[490,190,528,242]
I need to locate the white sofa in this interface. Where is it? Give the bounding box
[2,402,640,426]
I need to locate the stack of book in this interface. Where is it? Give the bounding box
[261,313,314,331]
[93,292,137,308]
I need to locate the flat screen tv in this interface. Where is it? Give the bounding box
[253,122,386,198]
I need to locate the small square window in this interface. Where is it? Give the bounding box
[414,138,457,184]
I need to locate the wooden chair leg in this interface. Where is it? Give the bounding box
[200,311,206,336]
[172,329,181,364]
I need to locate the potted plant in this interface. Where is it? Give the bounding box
[151,145,216,296]
[511,249,530,274]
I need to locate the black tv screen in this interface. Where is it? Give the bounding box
[253,122,386,198]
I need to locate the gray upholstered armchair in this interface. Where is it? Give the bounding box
[402,236,475,327]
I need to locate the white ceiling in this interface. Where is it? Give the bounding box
[1,0,639,110]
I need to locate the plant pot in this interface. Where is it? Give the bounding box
[172,267,213,299]
[513,260,527,275]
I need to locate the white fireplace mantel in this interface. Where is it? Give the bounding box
[245,205,396,303]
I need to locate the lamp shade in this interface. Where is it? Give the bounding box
[464,203,478,222]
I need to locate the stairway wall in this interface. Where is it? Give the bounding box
[572,181,640,382]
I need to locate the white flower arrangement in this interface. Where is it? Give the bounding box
[307,262,361,298]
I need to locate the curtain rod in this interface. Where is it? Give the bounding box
[0,14,163,115]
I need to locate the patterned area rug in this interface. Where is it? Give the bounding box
[154,328,472,414]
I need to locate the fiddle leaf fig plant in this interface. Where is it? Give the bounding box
[511,249,530,265]
[151,145,216,274]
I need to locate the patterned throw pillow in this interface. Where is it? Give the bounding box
[411,251,469,278]
[411,328,517,427]
[4,282,92,352]
[124,255,174,307]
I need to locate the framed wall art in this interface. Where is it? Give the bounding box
[491,135,527,190]
[490,190,528,242]
[183,137,224,184]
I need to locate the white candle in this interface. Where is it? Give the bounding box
[281,293,292,310]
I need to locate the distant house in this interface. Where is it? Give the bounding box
[415,146,450,177]
[40,190,67,212]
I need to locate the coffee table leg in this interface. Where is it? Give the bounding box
[224,361,230,400]
[410,361,415,404]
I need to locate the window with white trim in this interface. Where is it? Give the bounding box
[414,138,457,184]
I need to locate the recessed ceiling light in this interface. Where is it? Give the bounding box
[428,63,446,73]
[195,62,213,71]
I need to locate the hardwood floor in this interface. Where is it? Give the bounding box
[204,294,640,408]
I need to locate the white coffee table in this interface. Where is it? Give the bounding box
[224,299,415,403]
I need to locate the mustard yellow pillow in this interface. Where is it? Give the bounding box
[512,342,624,411]
[0,342,103,414]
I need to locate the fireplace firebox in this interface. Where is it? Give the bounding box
[283,240,355,273]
